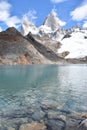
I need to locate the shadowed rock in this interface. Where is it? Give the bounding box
[26,32,64,62]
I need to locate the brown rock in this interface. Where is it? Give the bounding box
[61,51,70,58]
[19,122,46,130]
[17,54,31,64]
[69,113,87,119]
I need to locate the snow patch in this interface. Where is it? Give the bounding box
[58,31,87,59]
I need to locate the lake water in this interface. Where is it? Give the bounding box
[0,65,87,115]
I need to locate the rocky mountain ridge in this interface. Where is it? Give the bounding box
[21,10,65,40]
[0,27,68,65]
[21,10,87,61]
[0,11,87,65]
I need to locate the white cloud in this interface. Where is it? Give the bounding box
[0,11,10,21]
[23,10,37,23]
[0,26,2,32]
[52,9,66,26]
[58,19,66,26]
[0,1,10,21]
[50,0,67,3]
[5,16,21,28]
[0,1,11,11]
[0,0,20,28]
[70,1,87,21]
[83,21,87,28]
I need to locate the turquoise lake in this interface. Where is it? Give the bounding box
[0,65,87,114]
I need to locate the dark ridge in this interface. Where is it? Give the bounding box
[0,27,21,36]
[26,32,64,62]
[62,33,71,40]
[0,27,24,42]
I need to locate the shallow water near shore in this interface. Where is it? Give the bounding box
[0,64,87,129]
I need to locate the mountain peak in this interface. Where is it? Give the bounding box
[0,27,21,36]
[21,18,38,36]
[43,10,60,31]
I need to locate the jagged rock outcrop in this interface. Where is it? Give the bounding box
[21,10,62,38]
[43,10,60,31]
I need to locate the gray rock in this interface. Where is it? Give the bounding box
[32,110,45,121]
[79,119,87,130]
[65,116,82,130]
[47,110,66,121]
[47,111,59,119]
[58,115,66,122]
[7,127,15,130]
[46,119,66,130]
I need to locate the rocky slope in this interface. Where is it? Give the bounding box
[0,10,87,65]
[0,27,67,65]
[0,27,50,65]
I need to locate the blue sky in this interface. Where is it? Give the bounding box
[0,0,87,31]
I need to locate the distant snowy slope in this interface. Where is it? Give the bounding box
[58,29,87,59]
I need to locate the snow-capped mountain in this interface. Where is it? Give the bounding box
[21,10,63,37]
[21,11,87,60]
[43,10,60,31]
[21,18,38,36]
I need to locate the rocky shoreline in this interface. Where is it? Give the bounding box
[0,103,87,130]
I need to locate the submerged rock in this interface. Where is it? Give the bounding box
[46,118,66,130]
[7,127,15,130]
[32,110,45,122]
[79,119,87,130]
[19,122,46,130]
